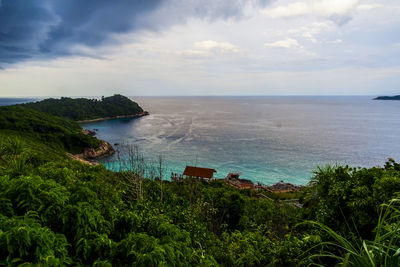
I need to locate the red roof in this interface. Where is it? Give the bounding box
[183,166,216,179]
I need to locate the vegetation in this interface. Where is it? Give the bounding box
[374,95,400,100]
[22,94,144,121]
[302,161,400,239]
[305,199,400,266]
[0,105,100,154]
[0,105,399,266]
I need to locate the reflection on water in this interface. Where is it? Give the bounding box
[82,96,400,185]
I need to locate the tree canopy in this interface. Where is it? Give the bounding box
[22,94,144,121]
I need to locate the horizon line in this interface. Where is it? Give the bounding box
[0,94,391,98]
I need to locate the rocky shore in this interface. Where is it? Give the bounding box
[69,113,132,165]
[76,111,149,123]
[83,141,115,159]
[82,129,96,136]
[67,140,115,166]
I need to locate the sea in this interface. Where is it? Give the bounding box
[2,96,400,185]
[0,98,39,106]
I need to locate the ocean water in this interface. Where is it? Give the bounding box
[1,96,399,185]
[0,98,39,106]
[79,96,400,185]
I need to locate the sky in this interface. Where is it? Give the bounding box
[0,0,399,96]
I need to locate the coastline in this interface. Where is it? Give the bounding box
[74,111,150,166]
[77,111,149,123]
[67,140,115,166]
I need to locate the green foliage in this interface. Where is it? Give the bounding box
[303,163,400,239]
[0,212,71,266]
[0,106,399,266]
[307,199,400,266]
[22,94,144,121]
[0,106,101,154]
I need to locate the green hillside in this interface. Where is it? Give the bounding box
[0,105,100,155]
[0,106,400,266]
[22,94,144,121]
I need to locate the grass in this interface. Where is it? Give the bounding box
[305,199,400,266]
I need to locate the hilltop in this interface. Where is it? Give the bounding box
[22,94,146,121]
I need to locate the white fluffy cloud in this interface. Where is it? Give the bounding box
[264,38,301,48]
[194,40,239,52]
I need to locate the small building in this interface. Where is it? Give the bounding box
[183,166,216,180]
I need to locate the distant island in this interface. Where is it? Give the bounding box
[21,94,148,121]
[373,95,400,100]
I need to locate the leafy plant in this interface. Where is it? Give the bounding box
[306,199,400,266]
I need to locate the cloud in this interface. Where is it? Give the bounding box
[194,40,239,52]
[357,4,382,11]
[302,32,317,43]
[260,0,381,25]
[261,0,360,18]
[150,0,274,23]
[0,0,58,63]
[0,0,273,67]
[331,39,343,44]
[2,0,400,96]
[261,2,310,18]
[176,40,240,59]
[288,21,334,43]
[263,37,317,57]
[0,0,163,65]
[264,38,301,48]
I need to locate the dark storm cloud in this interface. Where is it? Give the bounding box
[0,0,57,63]
[40,0,168,53]
[0,0,163,64]
[0,0,273,66]
[150,0,275,27]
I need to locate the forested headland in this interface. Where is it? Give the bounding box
[0,101,400,266]
[373,95,400,100]
[21,94,145,121]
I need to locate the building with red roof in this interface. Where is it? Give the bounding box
[183,166,216,180]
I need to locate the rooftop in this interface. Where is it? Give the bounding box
[183,166,216,179]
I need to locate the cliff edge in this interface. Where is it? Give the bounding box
[68,140,115,166]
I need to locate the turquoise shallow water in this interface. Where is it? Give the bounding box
[77,96,400,185]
